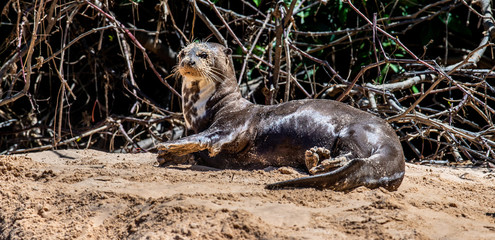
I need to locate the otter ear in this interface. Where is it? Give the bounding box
[223,48,233,55]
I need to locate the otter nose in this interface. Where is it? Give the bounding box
[181,58,196,67]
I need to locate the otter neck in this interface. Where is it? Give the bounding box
[182,76,244,133]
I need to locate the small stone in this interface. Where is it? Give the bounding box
[277,167,298,175]
[189,223,199,229]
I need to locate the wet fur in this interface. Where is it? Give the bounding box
[158,42,406,191]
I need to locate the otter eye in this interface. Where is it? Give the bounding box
[198,52,208,59]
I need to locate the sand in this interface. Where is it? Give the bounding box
[1,149,494,239]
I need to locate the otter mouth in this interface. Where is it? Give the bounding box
[178,66,201,78]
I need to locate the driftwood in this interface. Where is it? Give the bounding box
[0,0,493,165]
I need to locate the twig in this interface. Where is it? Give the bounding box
[190,0,226,45]
[9,123,110,154]
[84,0,181,98]
[288,42,347,83]
[343,0,495,116]
[269,1,287,104]
[165,1,189,44]
[238,11,272,84]
[0,0,43,107]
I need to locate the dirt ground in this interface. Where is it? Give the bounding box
[1,149,494,239]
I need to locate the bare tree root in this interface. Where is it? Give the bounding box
[0,1,493,165]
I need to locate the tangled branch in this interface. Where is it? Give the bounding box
[0,0,493,165]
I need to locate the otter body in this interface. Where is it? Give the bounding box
[158,42,405,191]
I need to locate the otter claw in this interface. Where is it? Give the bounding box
[156,149,194,166]
[304,150,319,170]
[209,147,221,157]
[305,147,349,175]
[156,147,174,166]
[158,143,180,151]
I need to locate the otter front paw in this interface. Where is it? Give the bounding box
[157,150,195,166]
[157,143,191,155]
[156,147,175,166]
[156,144,191,166]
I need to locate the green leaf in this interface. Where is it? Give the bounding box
[441,13,473,36]
[252,0,261,7]
[254,45,265,56]
[297,7,311,25]
[304,68,316,80]
[411,85,419,94]
[376,63,390,84]
[247,69,253,80]
[338,1,349,23]
[389,64,400,73]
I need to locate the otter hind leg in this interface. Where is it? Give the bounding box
[305,146,351,175]
[267,154,405,191]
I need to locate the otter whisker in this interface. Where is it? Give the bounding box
[210,67,227,76]
[201,68,223,83]
[209,71,226,80]
[199,70,209,82]
[208,68,227,82]
[172,65,182,79]
[210,72,224,83]
[201,70,217,83]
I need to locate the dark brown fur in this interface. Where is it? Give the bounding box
[157,42,405,191]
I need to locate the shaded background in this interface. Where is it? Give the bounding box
[1,0,494,165]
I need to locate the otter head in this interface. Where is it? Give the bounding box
[176,42,234,83]
[176,42,237,132]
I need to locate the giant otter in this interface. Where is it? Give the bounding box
[157,42,405,191]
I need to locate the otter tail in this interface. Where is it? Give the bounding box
[265,159,404,191]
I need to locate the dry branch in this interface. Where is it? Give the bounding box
[0,0,493,164]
